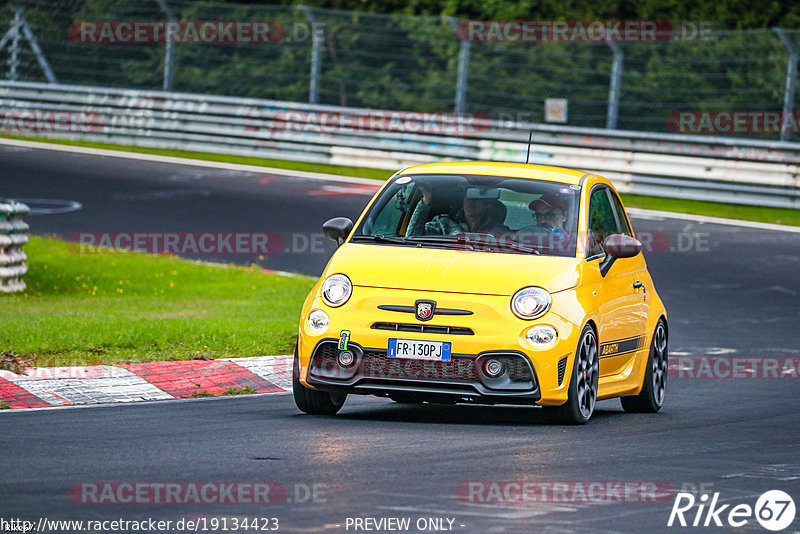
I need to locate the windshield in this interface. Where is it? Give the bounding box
[353,173,580,257]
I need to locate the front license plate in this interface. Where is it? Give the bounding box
[388,338,452,361]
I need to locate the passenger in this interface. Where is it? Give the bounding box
[407,185,508,236]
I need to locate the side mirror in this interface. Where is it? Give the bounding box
[322,217,354,244]
[603,234,642,259]
[599,234,642,276]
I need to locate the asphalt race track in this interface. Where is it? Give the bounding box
[2,144,800,533]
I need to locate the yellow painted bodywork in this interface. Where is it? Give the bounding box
[297,162,667,405]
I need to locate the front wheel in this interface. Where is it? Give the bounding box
[292,346,347,415]
[543,325,599,425]
[621,319,667,413]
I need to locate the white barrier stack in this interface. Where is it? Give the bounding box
[0,200,29,293]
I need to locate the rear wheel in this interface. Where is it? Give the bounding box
[292,346,347,415]
[621,319,667,413]
[543,325,598,425]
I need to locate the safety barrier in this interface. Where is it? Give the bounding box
[0,199,29,293]
[1,81,799,208]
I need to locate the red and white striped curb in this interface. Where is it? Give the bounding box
[0,355,293,409]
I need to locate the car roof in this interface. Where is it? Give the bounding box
[398,161,592,186]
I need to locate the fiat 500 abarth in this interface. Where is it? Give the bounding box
[293,162,667,424]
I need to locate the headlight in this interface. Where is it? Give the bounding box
[307,309,330,334]
[525,325,558,349]
[511,287,552,320]
[321,274,352,307]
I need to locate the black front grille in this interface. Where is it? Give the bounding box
[371,322,474,335]
[557,356,568,385]
[361,351,479,381]
[309,341,535,387]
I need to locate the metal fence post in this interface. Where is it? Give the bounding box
[447,17,470,114]
[605,39,624,129]
[7,7,22,81]
[301,6,322,104]
[19,9,57,83]
[773,28,798,142]
[155,0,176,91]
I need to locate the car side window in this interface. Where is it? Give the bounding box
[368,182,414,235]
[586,187,618,258]
[608,190,633,237]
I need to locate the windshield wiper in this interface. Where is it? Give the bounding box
[487,240,540,255]
[350,234,410,245]
[404,235,479,250]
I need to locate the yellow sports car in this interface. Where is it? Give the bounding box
[293,162,668,424]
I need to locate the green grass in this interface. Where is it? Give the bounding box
[621,194,800,227]
[224,386,259,395]
[2,134,797,226]
[0,236,314,367]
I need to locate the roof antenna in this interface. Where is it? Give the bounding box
[525,130,533,164]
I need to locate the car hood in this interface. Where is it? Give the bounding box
[325,243,581,295]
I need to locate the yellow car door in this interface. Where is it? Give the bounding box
[585,186,649,378]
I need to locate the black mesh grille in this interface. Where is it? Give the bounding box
[308,341,345,379]
[310,342,535,385]
[361,351,479,381]
[558,356,568,385]
[504,357,534,382]
[313,342,338,359]
[371,322,474,335]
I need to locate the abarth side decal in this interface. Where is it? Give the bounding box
[599,335,646,359]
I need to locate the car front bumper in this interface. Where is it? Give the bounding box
[305,338,542,404]
[297,287,581,405]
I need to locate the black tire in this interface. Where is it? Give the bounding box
[292,346,347,415]
[543,325,599,425]
[621,319,667,413]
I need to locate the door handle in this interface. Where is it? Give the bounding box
[633,281,644,289]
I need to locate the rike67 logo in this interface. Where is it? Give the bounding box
[668,490,796,531]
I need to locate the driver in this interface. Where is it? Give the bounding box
[529,194,569,232]
[514,193,572,253]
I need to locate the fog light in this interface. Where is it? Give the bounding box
[525,325,558,349]
[485,359,505,377]
[307,309,330,335]
[338,350,355,367]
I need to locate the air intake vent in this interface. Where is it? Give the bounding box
[371,322,474,335]
[557,357,568,385]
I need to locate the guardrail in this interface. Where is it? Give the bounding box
[1,80,799,208]
[0,199,29,293]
